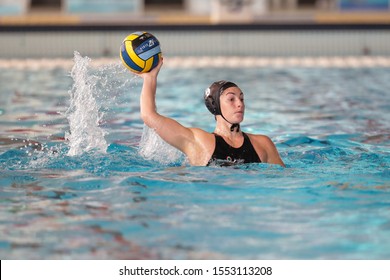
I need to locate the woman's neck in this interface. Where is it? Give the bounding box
[214,122,241,138]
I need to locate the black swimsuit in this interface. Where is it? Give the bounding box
[208,132,261,166]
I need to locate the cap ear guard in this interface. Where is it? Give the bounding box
[204,88,219,115]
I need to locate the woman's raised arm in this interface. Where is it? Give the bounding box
[137,58,197,155]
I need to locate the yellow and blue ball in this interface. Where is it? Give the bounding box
[120,31,162,74]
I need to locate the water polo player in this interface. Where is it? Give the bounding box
[137,58,285,167]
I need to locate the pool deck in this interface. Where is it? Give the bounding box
[1,9,390,26]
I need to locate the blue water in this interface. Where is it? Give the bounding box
[0,54,389,259]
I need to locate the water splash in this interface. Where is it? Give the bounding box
[64,51,183,164]
[139,126,185,165]
[65,51,108,156]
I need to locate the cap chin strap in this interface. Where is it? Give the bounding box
[220,114,240,132]
[230,123,240,132]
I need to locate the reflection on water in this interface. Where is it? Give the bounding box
[0,56,389,259]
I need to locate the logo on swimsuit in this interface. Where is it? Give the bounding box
[226,156,244,164]
[209,157,244,166]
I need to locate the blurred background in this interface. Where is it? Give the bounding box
[0,0,389,58]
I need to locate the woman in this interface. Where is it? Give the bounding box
[138,58,285,167]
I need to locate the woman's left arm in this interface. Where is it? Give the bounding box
[254,135,285,167]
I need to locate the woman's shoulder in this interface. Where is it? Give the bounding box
[245,132,285,167]
[245,133,276,150]
[189,127,215,145]
[189,127,213,136]
[245,132,272,142]
[185,128,215,165]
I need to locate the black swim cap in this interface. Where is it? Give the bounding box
[204,80,238,116]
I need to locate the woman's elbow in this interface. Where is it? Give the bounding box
[141,111,152,127]
[140,111,161,129]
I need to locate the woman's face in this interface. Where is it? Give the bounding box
[219,86,245,124]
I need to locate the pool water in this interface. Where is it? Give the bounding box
[1,53,389,259]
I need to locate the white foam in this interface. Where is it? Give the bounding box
[138,125,184,165]
[65,51,108,156]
